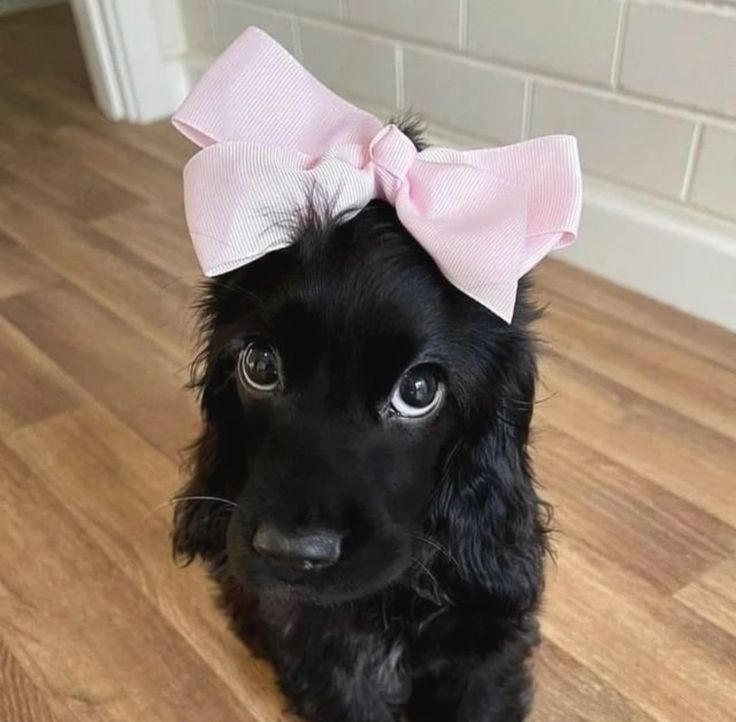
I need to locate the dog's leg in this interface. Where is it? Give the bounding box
[278,669,403,722]
[407,653,533,722]
[232,595,409,722]
[406,617,537,722]
[274,636,408,722]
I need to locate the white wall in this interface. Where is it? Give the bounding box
[151,0,187,61]
[173,0,736,330]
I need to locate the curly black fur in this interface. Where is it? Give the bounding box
[173,121,551,722]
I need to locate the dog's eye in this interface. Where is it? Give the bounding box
[390,365,444,418]
[238,342,280,392]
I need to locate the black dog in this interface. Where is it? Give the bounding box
[173,123,551,722]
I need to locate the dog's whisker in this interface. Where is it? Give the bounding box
[140,495,239,529]
[156,275,200,298]
[182,504,235,547]
[170,495,239,508]
[411,556,442,591]
[408,534,461,572]
[141,499,179,522]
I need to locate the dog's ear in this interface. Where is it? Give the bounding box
[173,278,246,565]
[426,322,549,613]
[173,335,243,566]
[172,488,219,565]
[172,425,232,566]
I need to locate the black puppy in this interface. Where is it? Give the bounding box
[173,124,550,722]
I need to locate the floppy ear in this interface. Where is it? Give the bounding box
[426,318,549,613]
[172,285,244,566]
[172,424,233,566]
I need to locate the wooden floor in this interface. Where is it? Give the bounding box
[1,7,735,722]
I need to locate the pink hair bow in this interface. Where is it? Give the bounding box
[173,27,582,322]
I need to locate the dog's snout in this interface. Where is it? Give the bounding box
[252,524,342,569]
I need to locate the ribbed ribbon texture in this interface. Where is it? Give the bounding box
[172,27,583,323]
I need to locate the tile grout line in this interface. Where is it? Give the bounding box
[610,0,629,88]
[680,123,704,202]
[206,0,218,48]
[290,15,303,61]
[457,0,468,50]
[394,44,405,111]
[521,80,534,140]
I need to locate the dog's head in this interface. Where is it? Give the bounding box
[174,147,548,610]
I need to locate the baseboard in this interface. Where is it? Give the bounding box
[560,179,736,332]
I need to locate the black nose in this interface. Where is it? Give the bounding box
[252,524,342,569]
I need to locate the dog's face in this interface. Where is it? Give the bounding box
[175,201,542,607]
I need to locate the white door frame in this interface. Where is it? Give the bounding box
[69,0,191,123]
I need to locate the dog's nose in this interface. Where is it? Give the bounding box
[252,524,342,569]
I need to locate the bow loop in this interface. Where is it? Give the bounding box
[173,27,583,323]
[368,125,418,203]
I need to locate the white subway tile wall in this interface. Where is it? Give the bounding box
[346,0,461,48]
[300,22,397,109]
[214,1,294,51]
[237,0,341,19]
[531,85,695,198]
[690,127,736,220]
[467,0,621,86]
[178,0,213,54]
[185,0,736,224]
[404,48,525,143]
[620,2,736,117]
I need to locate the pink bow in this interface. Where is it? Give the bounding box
[173,27,582,322]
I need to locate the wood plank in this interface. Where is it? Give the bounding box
[541,538,736,722]
[0,138,141,222]
[675,556,736,636]
[0,282,197,460]
[0,5,89,89]
[6,405,288,722]
[537,259,736,373]
[108,120,195,171]
[0,315,83,435]
[539,294,736,438]
[0,230,60,299]
[0,440,258,722]
[0,78,81,138]
[91,203,201,283]
[6,75,194,169]
[0,640,61,722]
[531,642,656,722]
[53,125,186,217]
[0,184,195,364]
[536,428,736,593]
[536,353,736,527]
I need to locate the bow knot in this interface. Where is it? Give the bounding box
[369,124,417,203]
[173,27,582,322]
